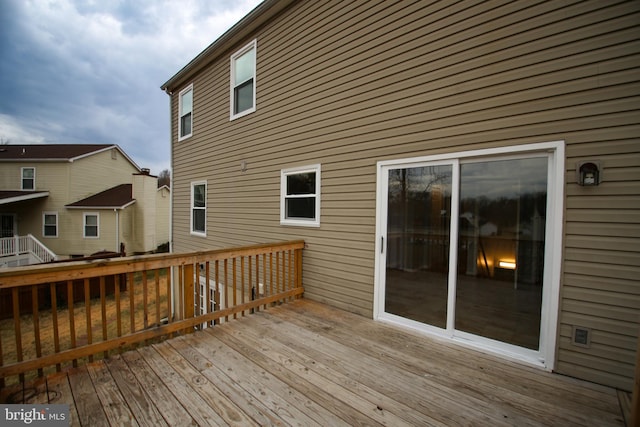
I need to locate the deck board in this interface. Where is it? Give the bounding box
[45,372,81,426]
[166,337,284,426]
[67,365,110,426]
[1,299,627,426]
[104,354,168,427]
[136,344,227,426]
[119,350,197,426]
[86,360,139,426]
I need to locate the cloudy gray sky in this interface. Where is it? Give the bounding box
[0,0,262,175]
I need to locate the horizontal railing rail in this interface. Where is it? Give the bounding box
[26,234,57,263]
[0,240,304,388]
[0,235,57,264]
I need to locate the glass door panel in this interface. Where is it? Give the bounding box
[455,158,547,349]
[385,165,452,328]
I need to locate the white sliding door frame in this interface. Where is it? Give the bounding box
[374,141,565,370]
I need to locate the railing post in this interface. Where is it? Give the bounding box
[183,263,195,333]
[295,248,303,298]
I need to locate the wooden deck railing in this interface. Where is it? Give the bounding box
[0,240,304,388]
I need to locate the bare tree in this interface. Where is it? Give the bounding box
[158,169,170,188]
[0,137,10,145]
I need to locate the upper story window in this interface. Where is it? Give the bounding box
[43,212,58,237]
[179,84,193,140]
[280,164,321,227]
[83,213,99,238]
[230,40,257,120]
[21,167,35,190]
[191,181,207,236]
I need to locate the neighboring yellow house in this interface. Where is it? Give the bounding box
[0,144,170,265]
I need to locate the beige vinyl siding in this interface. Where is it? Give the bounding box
[560,138,640,390]
[156,187,170,246]
[32,163,69,253]
[64,210,118,255]
[120,205,134,253]
[68,149,138,202]
[0,163,31,190]
[131,174,157,253]
[0,162,70,254]
[170,0,640,389]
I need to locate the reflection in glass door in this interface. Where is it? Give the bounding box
[456,158,547,350]
[385,165,452,329]
[381,154,551,356]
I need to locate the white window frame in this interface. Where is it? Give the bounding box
[280,164,321,227]
[83,212,99,239]
[43,212,58,238]
[178,84,193,141]
[191,181,207,237]
[373,141,565,371]
[21,167,35,190]
[230,39,257,120]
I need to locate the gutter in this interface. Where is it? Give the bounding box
[65,200,137,210]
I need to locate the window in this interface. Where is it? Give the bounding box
[22,167,35,190]
[191,181,206,236]
[281,164,321,227]
[83,213,99,238]
[179,84,193,140]
[43,212,58,237]
[230,40,256,119]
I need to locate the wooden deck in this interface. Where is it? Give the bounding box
[1,299,628,426]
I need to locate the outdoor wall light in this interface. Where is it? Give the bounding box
[577,161,602,186]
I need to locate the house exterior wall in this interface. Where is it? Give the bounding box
[120,205,134,253]
[1,148,143,258]
[131,173,158,253]
[156,186,171,247]
[167,0,640,390]
[68,148,139,202]
[63,209,118,255]
[0,162,69,253]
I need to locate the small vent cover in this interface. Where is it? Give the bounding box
[572,326,591,348]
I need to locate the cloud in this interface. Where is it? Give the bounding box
[0,0,262,174]
[0,114,47,144]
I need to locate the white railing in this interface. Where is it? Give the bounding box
[0,235,57,264]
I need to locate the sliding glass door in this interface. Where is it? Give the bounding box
[384,164,452,329]
[377,145,561,365]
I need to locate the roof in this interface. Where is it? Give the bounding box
[0,144,112,160]
[66,184,135,209]
[161,0,295,92]
[0,144,141,170]
[0,191,49,205]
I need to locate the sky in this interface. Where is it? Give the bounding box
[0,0,263,175]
